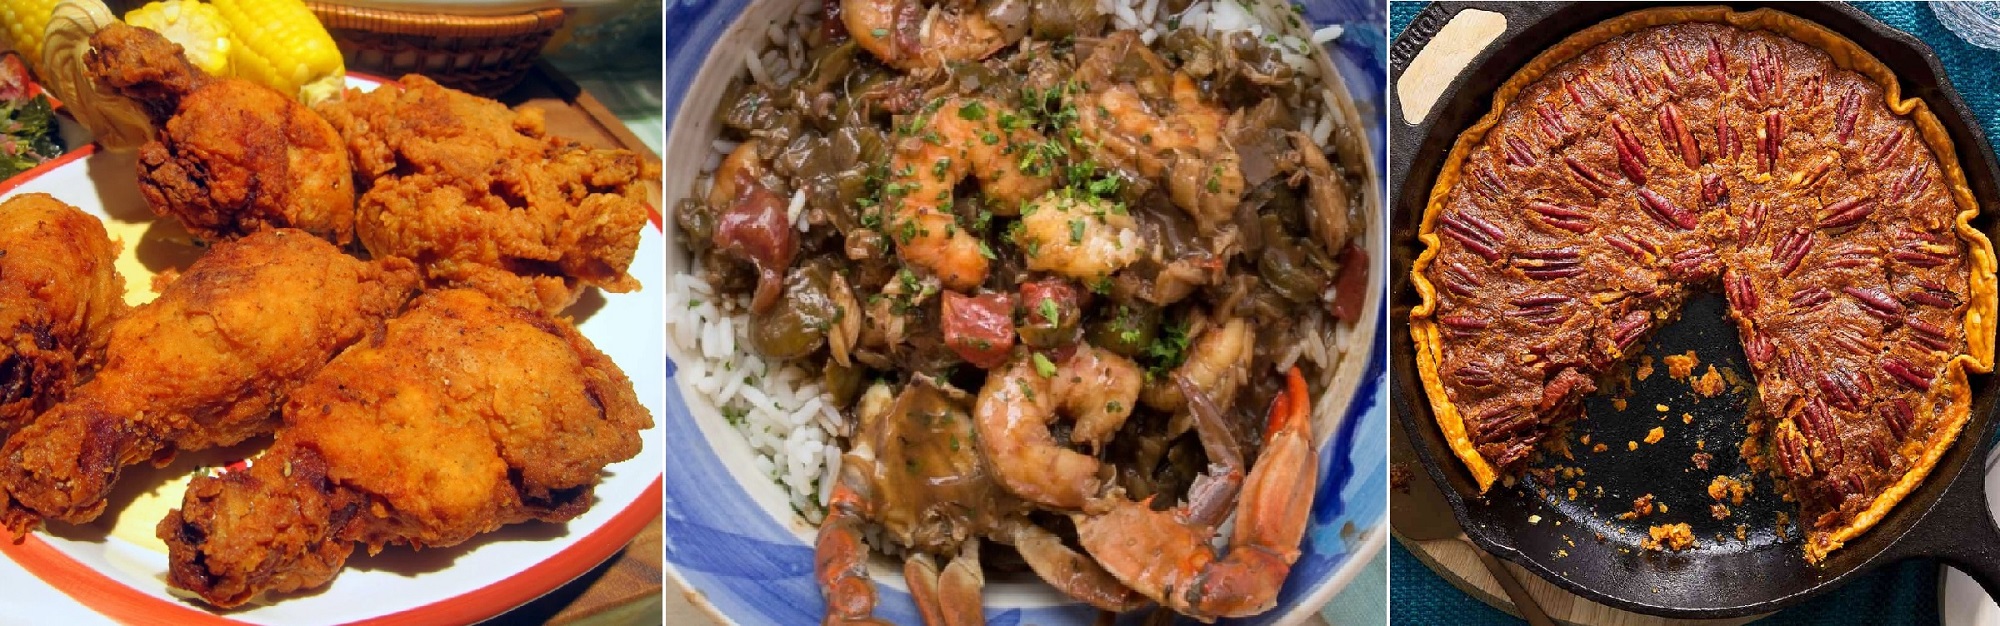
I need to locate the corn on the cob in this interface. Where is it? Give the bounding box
[1,0,61,74]
[209,0,342,104]
[125,0,232,77]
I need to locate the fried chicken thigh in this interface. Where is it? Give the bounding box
[159,288,651,607]
[0,230,417,531]
[317,75,653,312]
[0,194,126,437]
[84,23,355,244]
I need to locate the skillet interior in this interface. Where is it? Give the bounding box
[1387,1,2000,617]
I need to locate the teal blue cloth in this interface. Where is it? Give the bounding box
[1387,2,2000,623]
[1324,550,1388,624]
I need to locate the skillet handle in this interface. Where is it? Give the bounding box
[1890,445,2000,600]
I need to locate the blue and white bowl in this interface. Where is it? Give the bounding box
[664,2,1389,622]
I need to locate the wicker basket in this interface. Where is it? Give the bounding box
[305,3,568,96]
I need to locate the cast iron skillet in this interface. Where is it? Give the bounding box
[1389,1,2000,618]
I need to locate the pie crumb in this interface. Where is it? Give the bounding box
[1613,397,1628,410]
[1692,452,1713,470]
[1681,412,1694,424]
[1645,427,1665,444]
[1663,351,1698,379]
[1628,440,1638,451]
[1693,365,1726,397]
[1736,525,1749,540]
[1643,523,1695,552]
[1711,503,1731,520]
[1708,475,1752,505]
[1637,356,1655,381]
[1593,443,1609,453]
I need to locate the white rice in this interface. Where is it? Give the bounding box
[668,271,846,520]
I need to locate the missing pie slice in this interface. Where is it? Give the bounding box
[1409,7,1998,562]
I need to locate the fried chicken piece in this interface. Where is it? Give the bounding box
[317,75,653,313]
[0,230,417,532]
[84,23,355,244]
[160,288,650,607]
[0,194,126,437]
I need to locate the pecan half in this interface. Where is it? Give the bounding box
[1758,111,1783,173]
[1528,201,1592,233]
[1826,244,1879,270]
[1891,163,1931,202]
[1816,198,1876,230]
[1440,314,1492,334]
[1743,329,1776,365]
[1908,279,1962,308]
[1872,127,1908,168]
[1564,155,1614,197]
[1703,172,1729,206]
[1440,211,1505,261]
[1657,104,1700,168]
[1507,293,1573,326]
[1638,188,1698,229]
[1611,309,1651,351]
[1668,245,1718,280]
[1883,358,1933,391]
[1776,420,1816,479]
[1790,286,1832,312]
[1439,260,1482,298]
[1705,37,1728,86]
[1514,247,1584,280]
[1908,317,1955,352]
[1716,114,1742,161]
[1725,274,1759,312]
[1892,233,1954,269]
[1612,115,1650,184]
[1879,398,1915,440]
[1470,165,1508,202]
[1844,286,1906,321]
[1835,89,1862,143]
[1456,361,1498,389]
[1606,233,1659,262]
[1773,227,1814,277]
[1476,405,1537,444]
[1504,136,1538,167]
[1537,103,1573,141]
[1817,369,1865,412]
[1801,398,1842,466]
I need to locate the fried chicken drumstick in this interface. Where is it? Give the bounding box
[160,288,651,607]
[0,229,417,532]
[317,75,654,313]
[0,194,126,438]
[84,23,355,244]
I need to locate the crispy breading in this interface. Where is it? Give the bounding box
[0,229,417,532]
[84,23,355,244]
[159,289,651,607]
[318,75,653,313]
[0,194,126,437]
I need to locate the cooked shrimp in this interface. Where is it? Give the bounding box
[1075,32,1244,230]
[845,0,1012,70]
[1142,317,1254,414]
[1075,367,1318,620]
[973,344,1141,509]
[1018,191,1143,283]
[885,97,1052,291]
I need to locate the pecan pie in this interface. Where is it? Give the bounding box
[1409,7,1998,562]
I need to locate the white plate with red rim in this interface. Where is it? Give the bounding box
[0,74,666,626]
